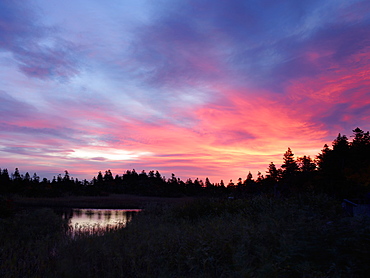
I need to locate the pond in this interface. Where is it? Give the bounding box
[57,208,141,236]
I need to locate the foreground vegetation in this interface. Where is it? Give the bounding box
[1,194,370,277]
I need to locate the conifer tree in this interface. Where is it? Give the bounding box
[205,177,213,188]
[297,155,316,173]
[281,148,299,178]
[266,162,279,182]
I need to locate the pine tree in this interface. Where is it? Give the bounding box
[281,148,299,178]
[297,156,316,173]
[205,177,213,188]
[266,162,279,182]
[351,127,370,148]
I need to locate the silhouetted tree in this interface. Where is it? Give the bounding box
[0,169,11,193]
[245,172,253,185]
[347,128,370,188]
[351,127,370,148]
[24,172,31,181]
[97,171,104,185]
[315,128,370,197]
[205,177,213,188]
[281,148,299,178]
[63,170,70,182]
[32,173,40,184]
[237,178,243,187]
[104,170,114,182]
[256,171,264,183]
[227,179,235,188]
[12,168,21,181]
[297,155,316,173]
[266,162,279,182]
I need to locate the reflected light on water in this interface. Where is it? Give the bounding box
[61,208,141,236]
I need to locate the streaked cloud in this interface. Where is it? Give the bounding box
[0,1,82,80]
[0,0,369,182]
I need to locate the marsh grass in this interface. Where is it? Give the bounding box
[1,194,369,277]
[68,222,126,238]
[0,208,68,277]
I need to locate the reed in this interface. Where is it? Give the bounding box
[1,193,369,277]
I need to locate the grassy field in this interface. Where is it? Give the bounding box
[1,193,370,277]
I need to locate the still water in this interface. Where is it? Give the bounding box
[59,208,141,235]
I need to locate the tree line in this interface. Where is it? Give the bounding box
[0,127,369,199]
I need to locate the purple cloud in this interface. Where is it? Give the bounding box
[0,1,81,80]
[0,90,36,120]
[1,0,369,182]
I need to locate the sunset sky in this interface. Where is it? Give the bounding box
[1,0,369,183]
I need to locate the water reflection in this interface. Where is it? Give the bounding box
[59,208,141,236]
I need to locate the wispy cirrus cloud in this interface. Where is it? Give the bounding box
[0,1,81,80]
[0,0,369,182]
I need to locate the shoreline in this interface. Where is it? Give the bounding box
[12,194,197,209]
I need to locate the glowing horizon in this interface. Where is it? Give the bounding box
[1,0,369,183]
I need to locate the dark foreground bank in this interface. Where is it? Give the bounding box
[1,193,370,277]
[12,193,197,209]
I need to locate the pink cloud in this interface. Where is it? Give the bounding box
[2,0,370,184]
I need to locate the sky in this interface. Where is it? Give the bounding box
[1,0,369,183]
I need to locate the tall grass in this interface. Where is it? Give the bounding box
[0,208,68,277]
[1,194,369,277]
